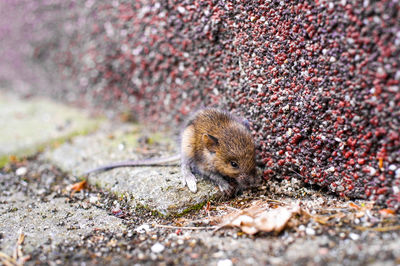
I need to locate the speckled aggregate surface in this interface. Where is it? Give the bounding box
[0,1,399,210]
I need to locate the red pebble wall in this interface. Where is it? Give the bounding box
[2,1,399,210]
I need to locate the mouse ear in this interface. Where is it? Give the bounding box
[203,134,219,152]
[241,119,251,130]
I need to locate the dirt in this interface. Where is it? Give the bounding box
[1,155,399,266]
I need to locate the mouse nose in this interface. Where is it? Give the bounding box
[238,173,258,188]
[246,169,262,186]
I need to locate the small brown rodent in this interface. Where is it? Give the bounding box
[84,108,258,196]
[180,108,258,196]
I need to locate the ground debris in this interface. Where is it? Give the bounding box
[213,200,306,235]
[68,180,87,195]
[0,228,30,266]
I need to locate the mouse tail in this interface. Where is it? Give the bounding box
[82,154,181,175]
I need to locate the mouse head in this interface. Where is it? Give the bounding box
[203,127,258,188]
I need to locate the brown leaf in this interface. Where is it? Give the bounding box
[9,155,18,163]
[312,212,346,225]
[70,180,87,194]
[378,209,395,216]
[349,201,374,218]
[348,202,360,210]
[216,201,302,235]
[255,205,301,233]
[17,231,25,245]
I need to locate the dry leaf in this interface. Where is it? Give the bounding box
[255,205,300,233]
[9,155,18,163]
[348,201,374,218]
[216,200,302,235]
[70,180,87,195]
[378,209,395,216]
[348,202,360,210]
[17,231,25,245]
[312,212,346,225]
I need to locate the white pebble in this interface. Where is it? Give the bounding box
[349,233,360,240]
[151,243,165,253]
[327,166,335,173]
[369,167,377,176]
[217,259,233,266]
[16,167,27,176]
[135,224,150,234]
[89,196,99,204]
[177,6,186,14]
[306,227,315,236]
[396,169,400,178]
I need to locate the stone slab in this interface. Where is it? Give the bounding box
[0,194,126,256]
[44,123,220,216]
[0,92,101,166]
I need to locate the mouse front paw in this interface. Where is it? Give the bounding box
[182,173,197,193]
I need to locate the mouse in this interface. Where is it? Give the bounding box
[84,108,258,197]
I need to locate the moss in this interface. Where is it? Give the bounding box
[175,201,207,217]
[133,202,165,217]
[0,155,9,168]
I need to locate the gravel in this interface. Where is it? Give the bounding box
[1,156,399,265]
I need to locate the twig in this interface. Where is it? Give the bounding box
[354,225,400,232]
[154,224,216,230]
[14,228,24,260]
[1,228,28,266]
[0,251,18,266]
[266,199,286,205]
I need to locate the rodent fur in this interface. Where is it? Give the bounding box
[180,108,258,196]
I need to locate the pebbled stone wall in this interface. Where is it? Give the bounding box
[1,0,399,210]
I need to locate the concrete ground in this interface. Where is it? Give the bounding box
[1,91,399,265]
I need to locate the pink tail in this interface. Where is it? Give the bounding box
[83,154,180,175]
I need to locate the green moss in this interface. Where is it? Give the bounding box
[173,194,221,217]
[0,155,9,168]
[132,202,165,217]
[175,202,207,217]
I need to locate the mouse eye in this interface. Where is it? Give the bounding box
[230,161,239,168]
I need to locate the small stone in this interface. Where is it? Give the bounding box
[177,6,186,14]
[16,167,27,176]
[336,185,345,192]
[369,167,377,176]
[135,224,150,234]
[395,169,400,178]
[151,243,165,253]
[327,167,335,173]
[89,196,99,204]
[137,253,146,260]
[305,227,315,236]
[349,233,359,240]
[217,259,233,266]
